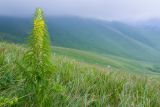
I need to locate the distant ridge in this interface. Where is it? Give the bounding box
[1,16,160,62]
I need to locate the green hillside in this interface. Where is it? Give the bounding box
[1,42,160,106]
[1,2,160,106]
[1,16,160,62]
[53,46,157,74]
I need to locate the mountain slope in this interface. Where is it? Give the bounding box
[0,41,155,74]
[1,42,160,106]
[1,16,160,62]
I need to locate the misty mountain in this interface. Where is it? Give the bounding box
[1,16,160,62]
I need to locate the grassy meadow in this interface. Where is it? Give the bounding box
[1,42,160,107]
[1,7,160,107]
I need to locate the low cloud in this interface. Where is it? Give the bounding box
[0,0,160,21]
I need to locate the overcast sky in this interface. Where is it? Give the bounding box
[1,0,160,21]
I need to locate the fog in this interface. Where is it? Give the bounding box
[1,0,160,21]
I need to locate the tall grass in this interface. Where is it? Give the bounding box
[1,42,160,107]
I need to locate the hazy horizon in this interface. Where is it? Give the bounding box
[1,0,160,22]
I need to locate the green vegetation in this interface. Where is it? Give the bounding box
[53,46,156,74]
[1,42,160,107]
[22,8,54,107]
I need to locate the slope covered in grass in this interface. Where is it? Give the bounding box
[53,46,157,74]
[1,42,160,107]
